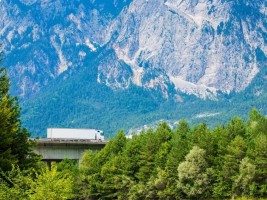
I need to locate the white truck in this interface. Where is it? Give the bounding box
[47,128,104,140]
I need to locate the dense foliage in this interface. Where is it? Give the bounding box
[2,109,267,199]
[76,112,267,199]
[0,161,76,200]
[0,49,39,172]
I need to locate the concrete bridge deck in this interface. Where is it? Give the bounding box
[34,139,108,164]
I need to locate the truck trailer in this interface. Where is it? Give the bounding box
[47,128,104,140]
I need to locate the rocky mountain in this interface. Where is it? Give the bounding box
[101,0,267,98]
[0,0,131,97]
[0,0,266,137]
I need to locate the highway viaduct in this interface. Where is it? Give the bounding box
[33,139,107,165]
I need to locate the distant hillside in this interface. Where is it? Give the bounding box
[0,0,266,137]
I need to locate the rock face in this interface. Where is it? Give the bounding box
[0,0,130,97]
[0,0,266,99]
[101,0,267,98]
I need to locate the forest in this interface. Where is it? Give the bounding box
[1,49,267,199]
[1,103,267,199]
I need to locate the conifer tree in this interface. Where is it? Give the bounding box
[214,135,246,198]
[0,47,39,172]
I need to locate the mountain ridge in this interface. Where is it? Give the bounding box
[0,0,266,137]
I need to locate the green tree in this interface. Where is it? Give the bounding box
[233,157,256,197]
[128,183,147,200]
[100,155,133,199]
[177,146,214,199]
[189,122,215,164]
[80,150,101,199]
[80,130,127,199]
[136,129,158,182]
[247,109,267,148]
[166,120,190,169]
[122,134,142,178]
[0,166,32,200]
[153,168,175,200]
[248,134,267,196]
[212,125,228,163]
[28,163,74,200]
[57,159,81,199]
[164,120,190,197]
[226,117,246,139]
[0,49,39,172]
[214,135,246,198]
[155,142,172,170]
